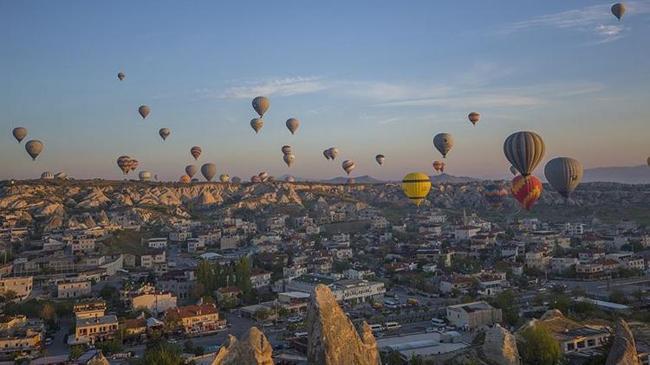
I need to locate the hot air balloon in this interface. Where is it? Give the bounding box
[342,160,355,175]
[283,154,295,167]
[191,178,199,183]
[511,175,543,210]
[231,176,242,184]
[484,183,509,207]
[323,149,331,160]
[117,156,131,175]
[201,163,216,181]
[117,72,125,81]
[328,147,339,160]
[432,161,445,173]
[190,146,202,160]
[251,175,262,183]
[12,127,27,143]
[25,140,43,160]
[139,171,152,182]
[41,171,54,180]
[468,112,480,126]
[611,3,626,20]
[220,174,230,183]
[433,133,454,158]
[509,165,518,176]
[647,156,650,166]
[180,175,191,183]
[138,105,150,119]
[286,118,300,134]
[129,159,139,172]
[375,154,385,166]
[252,96,270,117]
[544,157,583,199]
[159,128,171,141]
[185,165,198,178]
[281,145,292,155]
[503,131,545,176]
[55,172,67,179]
[250,118,264,134]
[401,172,432,206]
[258,171,269,182]
[285,176,295,182]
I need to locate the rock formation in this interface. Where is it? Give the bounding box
[212,327,274,365]
[305,284,380,365]
[606,319,640,365]
[481,324,520,365]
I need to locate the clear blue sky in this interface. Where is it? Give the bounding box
[2,0,649,181]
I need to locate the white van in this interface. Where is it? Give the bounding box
[383,322,401,331]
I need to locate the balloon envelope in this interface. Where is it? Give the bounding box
[201,163,217,181]
[12,127,27,143]
[281,145,292,155]
[283,154,295,167]
[342,160,355,175]
[117,72,125,81]
[611,3,626,20]
[433,133,454,158]
[511,175,543,210]
[286,118,300,134]
[250,118,264,134]
[159,128,171,140]
[544,157,583,198]
[401,172,432,206]
[375,154,385,166]
[139,171,152,182]
[220,174,230,183]
[117,156,131,175]
[138,105,150,119]
[25,140,44,160]
[185,165,198,178]
[180,175,191,183]
[503,131,545,176]
[252,96,270,117]
[190,146,202,160]
[468,112,480,126]
[484,183,509,207]
[41,171,54,180]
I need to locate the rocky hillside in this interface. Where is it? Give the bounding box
[1,179,649,233]
[305,284,380,365]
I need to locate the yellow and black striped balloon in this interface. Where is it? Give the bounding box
[402,172,432,206]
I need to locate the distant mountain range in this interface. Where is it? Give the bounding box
[283,166,650,185]
[582,165,650,184]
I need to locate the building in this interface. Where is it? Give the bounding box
[57,279,91,299]
[522,310,610,354]
[0,328,42,358]
[250,269,272,289]
[445,301,502,330]
[74,299,107,319]
[131,292,178,314]
[73,315,119,344]
[0,276,33,299]
[165,303,226,336]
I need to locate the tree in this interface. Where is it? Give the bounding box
[491,290,520,326]
[139,342,183,365]
[518,324,562,365]
[69,345,86,360]
[40,303,57,325]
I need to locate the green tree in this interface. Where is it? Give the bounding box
[518,324,562,365]
[609,290,628,304]
[139,342,183,365]
[69,345,86,360]
[491,290,520,326]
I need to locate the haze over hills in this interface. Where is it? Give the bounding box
[283,166,650,185]
[581,165,650,184]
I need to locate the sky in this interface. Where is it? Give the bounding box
[1,0,649,181]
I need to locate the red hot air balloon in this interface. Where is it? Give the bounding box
[511,175,543,210]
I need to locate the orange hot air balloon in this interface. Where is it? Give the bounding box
[511,175,543,211]
[180,175,191,183]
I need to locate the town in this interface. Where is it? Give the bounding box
[0,179,648,364]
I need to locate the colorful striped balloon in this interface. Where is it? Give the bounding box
[511,175,543,210]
